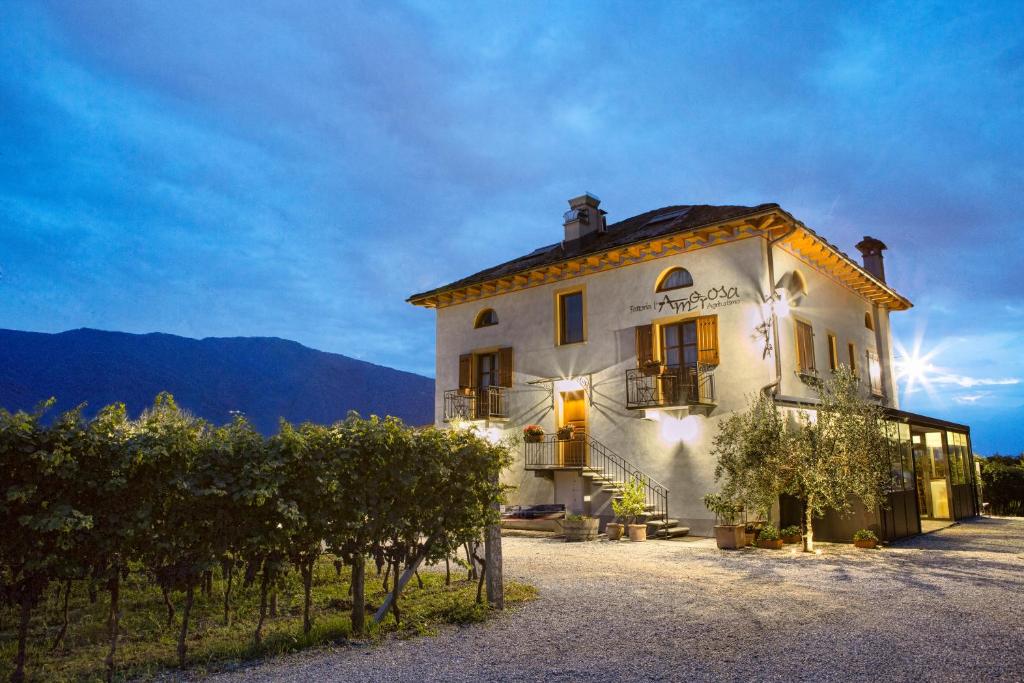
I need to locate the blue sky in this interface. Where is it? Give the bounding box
[1,1,1022,453]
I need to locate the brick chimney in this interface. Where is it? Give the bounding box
[563,193,606,244]
[855,236,888,283]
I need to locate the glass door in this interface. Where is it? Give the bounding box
[661,320,698,403]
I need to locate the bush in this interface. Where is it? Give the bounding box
[853,529,878,542]
[757,523,779,541]
[779,525,801,538]
[702,493,740,525]
[979,455,1024,516]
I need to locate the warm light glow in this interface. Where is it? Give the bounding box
[774,288,791,318]
[643,409,661,421]
[481,426,503,444]
[659,415,700,443]
[555,377,585,393]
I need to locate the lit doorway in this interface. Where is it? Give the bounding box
[558,390,587,466]
[912,430,951,523]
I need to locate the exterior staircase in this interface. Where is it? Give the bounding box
[523,433,689,539]
[581,467,690,539]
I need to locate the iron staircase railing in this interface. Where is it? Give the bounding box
[523,433,670,536]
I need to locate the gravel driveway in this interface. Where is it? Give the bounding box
[205,517,1024,682]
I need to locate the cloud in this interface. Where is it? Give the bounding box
[930,373,1020,389]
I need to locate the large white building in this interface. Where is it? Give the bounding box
[408,195,978,539]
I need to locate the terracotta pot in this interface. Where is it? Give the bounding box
[854,538,878,549]
[559,518,599,542]
[781,534,801,545]
[606,522,624,541]
[628,524,647,542]
[756,538,784,550]
[714,524,745,550]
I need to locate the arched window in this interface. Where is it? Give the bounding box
[474,308,498,328]
[864,313,874,331]
[656,267,694,292]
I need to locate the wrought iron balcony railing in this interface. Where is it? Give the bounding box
[625,363,716,410]
[443,387,509,421]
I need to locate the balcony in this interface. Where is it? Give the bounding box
[443,387,509,421]
[625,363,716,410]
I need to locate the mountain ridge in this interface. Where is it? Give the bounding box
[0,328,435,433]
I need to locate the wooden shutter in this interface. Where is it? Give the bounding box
[458,353,473,391]
[697,315,719,365]
[635,324,654,367]
[498,347,514,387]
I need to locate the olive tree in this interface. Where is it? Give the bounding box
[710,369,891,552]
[711,392,790,520]
[786,369,891,551]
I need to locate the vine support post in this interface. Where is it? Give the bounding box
[485,501,504,610]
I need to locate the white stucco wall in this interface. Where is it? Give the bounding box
[431,235,902,536]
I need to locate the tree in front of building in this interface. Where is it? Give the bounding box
[787,369,891,551]
[711,369,891,552]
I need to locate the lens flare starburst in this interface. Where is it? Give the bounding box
[892,331,944,401]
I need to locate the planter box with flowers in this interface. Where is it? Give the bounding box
[780,525,802,545]
[523,425,545,443]
[853,529,879,549]
[755,523,783,549]
[556,424,575,441]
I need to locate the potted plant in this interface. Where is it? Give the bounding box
[605,514,624,541]
[560,514,599,542]
[755,523,783,549]
[853,529,879,549]
[641,358,663,377]
[703,493,744,550]
[780,525,802,545]
[523,424,544,443]
[556,424,574,441]
[615,479,649,542]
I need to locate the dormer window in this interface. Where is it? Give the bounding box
[474,308,498,328]
[656,267,694,292]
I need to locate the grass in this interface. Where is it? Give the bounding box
[0,557,537,682]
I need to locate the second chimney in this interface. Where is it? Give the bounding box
[563,193,605,244]
[855,236,888,283]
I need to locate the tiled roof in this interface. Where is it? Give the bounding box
[409,203,778,301]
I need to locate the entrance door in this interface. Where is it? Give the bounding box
[913,430,951,521]
[559,390,587,466]
[661,320,699,403]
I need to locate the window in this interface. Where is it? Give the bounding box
[867,349,883,396]
[864,312,874,331]
[848,343,857,373]
[474,308,498,328]
[795,320,816,373]
[557,290,585,345]
[656,267,694,292]
[827,333,839,371]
